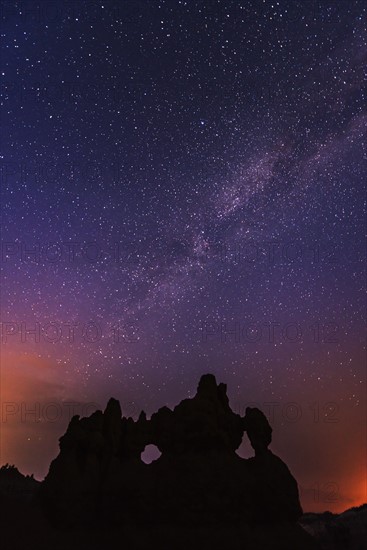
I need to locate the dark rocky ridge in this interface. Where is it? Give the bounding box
[0,464,40,500]
[300,505,367,550]
[36,373,318,548]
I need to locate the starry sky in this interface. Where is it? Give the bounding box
[0,0,366,513]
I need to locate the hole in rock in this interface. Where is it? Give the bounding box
[236,434,252,458]
[141,444,162,464]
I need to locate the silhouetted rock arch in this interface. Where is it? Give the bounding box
[39,374,314,548]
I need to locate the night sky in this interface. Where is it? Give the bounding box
[1,0,366,513]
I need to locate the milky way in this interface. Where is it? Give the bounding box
[0,1,366,512]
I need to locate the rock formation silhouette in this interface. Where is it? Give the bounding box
[0,464,39,501]
[39,374,317,549]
